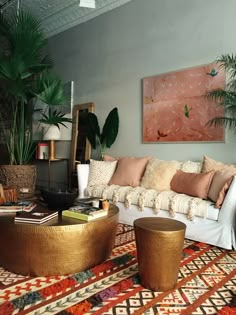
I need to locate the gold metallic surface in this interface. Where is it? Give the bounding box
[0,204,119,276]
[134,217,186,292]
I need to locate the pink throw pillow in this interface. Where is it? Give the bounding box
[109,156,151,187]
[208,170,236,202]
[103,155,117,161]
[208,170,236,208]
[170,170,214,199]
[215,177,233,208]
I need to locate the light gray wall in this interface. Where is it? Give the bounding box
[49,0,236,164]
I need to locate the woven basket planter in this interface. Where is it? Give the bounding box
[0,165,37,196]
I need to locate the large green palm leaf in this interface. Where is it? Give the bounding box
[101,107,119,148]
[0,9,71,164]
[86,113,100,150]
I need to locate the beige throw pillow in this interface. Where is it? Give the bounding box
[140,159,180,191]
[87,159,117,186]
[170,170,214,199]
[108,156,150,187]
[201,155,236,173]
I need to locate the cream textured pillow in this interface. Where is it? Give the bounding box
[108,156,150,187]
[170,170,214,199]
[208,170,236,207]
[180,160,202,173]
[140,159,180,191]
[87,159,117,186]
[201,155,236,172]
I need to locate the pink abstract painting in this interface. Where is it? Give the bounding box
[142,63,225,142]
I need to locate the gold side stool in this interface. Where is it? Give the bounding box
[134,217,186,292]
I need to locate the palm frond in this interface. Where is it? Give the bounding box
[206,116,236,131]
[39,110,72,127]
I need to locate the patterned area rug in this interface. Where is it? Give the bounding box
[0,223,235,315]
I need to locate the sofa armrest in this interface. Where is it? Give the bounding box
[77,164,90,198]
[218,175,236,224]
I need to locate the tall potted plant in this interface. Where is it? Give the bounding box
[86,107,119,160]
[206,54,236,130]
[0,10,72,194]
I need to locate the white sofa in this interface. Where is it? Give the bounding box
[77,162,236,250]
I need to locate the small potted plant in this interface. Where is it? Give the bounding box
[85,107,119,160]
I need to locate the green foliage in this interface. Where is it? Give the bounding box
[0,10,72,164]
[206,54,236,131]
[86,107,119,158]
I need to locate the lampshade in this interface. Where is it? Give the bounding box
[43,125,61,141]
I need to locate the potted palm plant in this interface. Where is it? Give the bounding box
[206,54,236,130]
[0,10,72,194]
[85,107,119,160]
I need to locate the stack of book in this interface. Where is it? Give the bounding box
[14,208,58,224]
[0,201,37,213]
[62,205,108,221]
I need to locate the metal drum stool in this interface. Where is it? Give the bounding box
[134,217,186,291]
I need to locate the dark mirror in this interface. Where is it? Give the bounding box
[70,102,95,189]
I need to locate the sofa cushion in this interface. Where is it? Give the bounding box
[180,160,202,173]
[208,170,236,208]
[88,159,117,186]
[170,170,214,199]
[103,155,117,161]
[140,158,180,191]
[109,156,150,187]
[201,155,236,172]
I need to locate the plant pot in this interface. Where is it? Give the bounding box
[0,165,37,196]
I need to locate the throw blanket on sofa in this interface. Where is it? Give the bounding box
[88,184,212,220]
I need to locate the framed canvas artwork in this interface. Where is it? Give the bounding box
[142,63,225,142]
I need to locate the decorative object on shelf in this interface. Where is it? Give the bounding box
[43,126,61,160]
[40,188,77,211]
[85,107,119,160]
[206,54,236,132]
[142,63,225,143]
[36,143,49,160]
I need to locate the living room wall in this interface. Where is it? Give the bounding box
[48,0,236,163]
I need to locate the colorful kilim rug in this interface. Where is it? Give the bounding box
[0,223,235,315]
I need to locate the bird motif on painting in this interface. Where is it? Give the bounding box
[184,104,192,118]
[157,129,168,140]
[206,68,218,77]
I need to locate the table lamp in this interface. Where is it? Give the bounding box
[43,125,61,160]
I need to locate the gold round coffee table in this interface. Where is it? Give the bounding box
[0,204,119,276]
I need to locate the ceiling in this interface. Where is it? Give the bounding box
[0,0,134,37]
